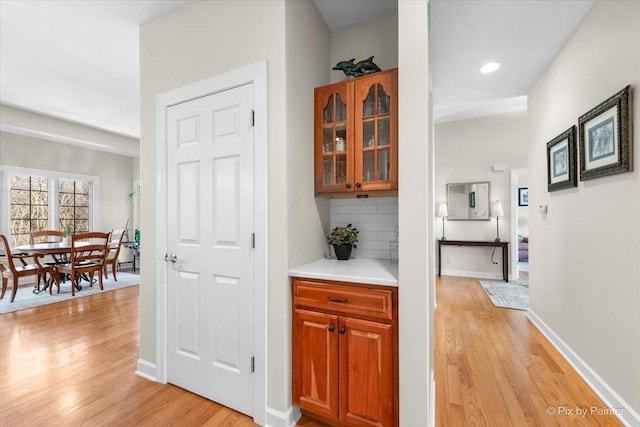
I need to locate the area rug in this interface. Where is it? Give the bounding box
[479,280,529,311]
[1,272,139,315]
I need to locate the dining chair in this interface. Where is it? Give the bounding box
[103,229,125,281]
[30,230,66,290]
[55,232,109,296]
[0,234,59,303]
[30,230,65,244]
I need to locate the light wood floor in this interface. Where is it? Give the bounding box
[0,286,257,426]
[435,275,622,426]
[0,278,622,426]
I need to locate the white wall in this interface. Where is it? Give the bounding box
[0,131,133,232]
[284,0,331,415]
[330,10,398,83]
[0,105,139,157]
[528,0,639,418]
[398,1,432,425]
[139,0,328,418]
[435,111,528,279]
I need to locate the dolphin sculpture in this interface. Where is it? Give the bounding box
[332,58,357,76]
[333,56,381,77]
[354,56,381,75]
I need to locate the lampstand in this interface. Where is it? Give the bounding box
[437,202,448,240]
[490,200,504,242]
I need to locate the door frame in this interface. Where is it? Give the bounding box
[154,61,267,425]
[510,168,527,281]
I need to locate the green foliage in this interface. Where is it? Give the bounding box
[327,223,359,248]
[64,223,72,236]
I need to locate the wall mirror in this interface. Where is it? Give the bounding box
[446,182,490,220]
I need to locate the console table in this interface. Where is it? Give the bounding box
[437,240,509,282]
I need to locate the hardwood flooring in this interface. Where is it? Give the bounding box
[435,275,622,426]
[1,277,622,426]
[0,286,257,426]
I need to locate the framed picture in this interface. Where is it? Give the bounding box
[518,188,528,206]
[547,126,577,192]
[579,85,633,180]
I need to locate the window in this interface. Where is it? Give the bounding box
[9,175,49,247]
[59,178,90,234]
[1,166,100,247]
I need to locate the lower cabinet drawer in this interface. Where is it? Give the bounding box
[293,278,393,321]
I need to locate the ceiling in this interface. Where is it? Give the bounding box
[0,0,186,139]
[0,0,593,140]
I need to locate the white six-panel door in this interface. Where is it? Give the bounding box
[166,83,255,416]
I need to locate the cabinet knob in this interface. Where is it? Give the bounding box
[345,183,352,189]
[339,327,346,335]
[355,182,361,189]
[328,325,335,333]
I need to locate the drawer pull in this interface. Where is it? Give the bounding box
[328,325,335,333]
[339,327,346,335]
[326,297,348,303]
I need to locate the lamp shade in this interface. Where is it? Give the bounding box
[490,200,504,217]
[437,202,448,217]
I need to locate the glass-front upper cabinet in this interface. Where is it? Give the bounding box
[314,81,354,194]
[354,69,398,193]
[314,68,397,196]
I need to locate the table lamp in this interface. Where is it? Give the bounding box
[491,200,504,242]
[438,202,448,240]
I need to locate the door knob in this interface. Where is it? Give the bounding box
[338,327,346,335]
[355,182,361,188]
[328,325,335,333]
[165,253,177,263]
[345,183,352,189]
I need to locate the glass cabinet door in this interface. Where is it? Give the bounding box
[357,78,395,189]
[315,82,353,193]
[322,93,348,185]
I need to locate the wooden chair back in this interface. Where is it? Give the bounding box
[1,234,58,302]
[107,229,125,261]
[70,232,110,269]
[55,232,109,296]
[30,230,65,244]
[0,234,19,272]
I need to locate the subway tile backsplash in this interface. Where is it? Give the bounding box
[329,197,398,260]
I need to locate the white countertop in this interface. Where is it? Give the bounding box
[288,258,398,287]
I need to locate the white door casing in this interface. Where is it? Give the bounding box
[155,61,267,425]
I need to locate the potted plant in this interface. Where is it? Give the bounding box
[62,223,72,245]
[327,224,359,260]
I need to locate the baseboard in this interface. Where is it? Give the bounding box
[439,269,503,280]
[429,369,436,427]
[265,406,301,427]
[135,359,158,382]
[527,310,640,427]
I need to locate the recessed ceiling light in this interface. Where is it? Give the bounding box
[480,62,500,74]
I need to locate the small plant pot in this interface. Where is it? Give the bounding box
[333,244,353,261]
[62,237,70,246]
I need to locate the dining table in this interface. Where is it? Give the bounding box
[14,241,96,294]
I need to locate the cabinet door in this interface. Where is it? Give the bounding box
[293,309,339,418]
[314,81,354,194]
[339,317,393,427]
[354,69,398,192]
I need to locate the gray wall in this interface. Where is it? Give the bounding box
[1,131,134,233]
[528,0,640,415]
[435,111,528,278]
